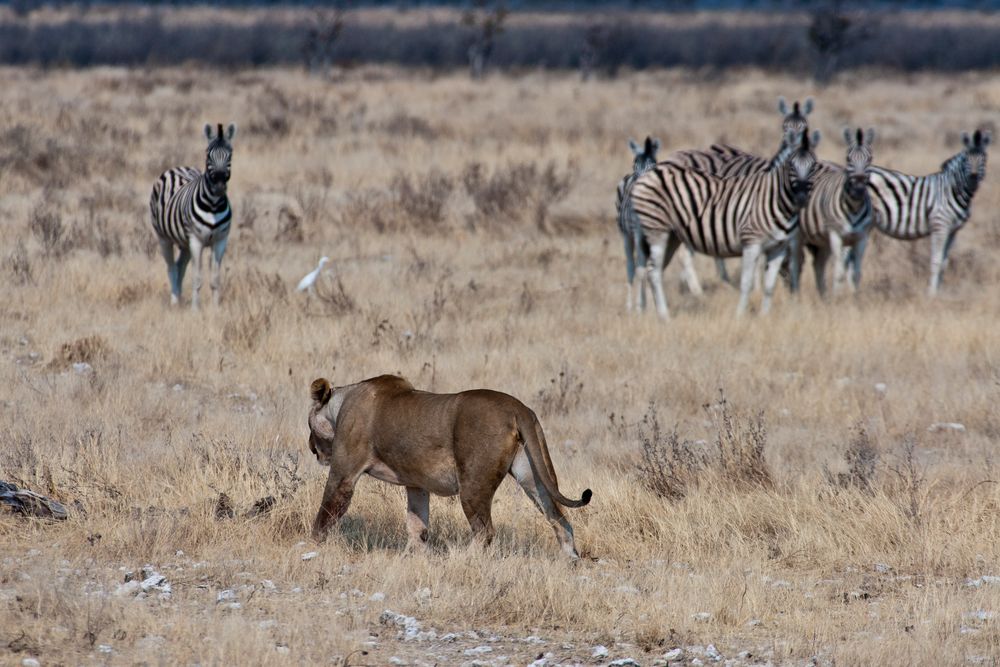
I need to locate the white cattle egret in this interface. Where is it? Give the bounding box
[297,256,330,293]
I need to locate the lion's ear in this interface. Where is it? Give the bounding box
[311,378,332,405]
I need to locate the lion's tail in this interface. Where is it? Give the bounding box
[516,410,592,509]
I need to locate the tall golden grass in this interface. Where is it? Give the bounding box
[1,65,999,665]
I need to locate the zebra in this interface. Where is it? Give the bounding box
[150,123,237,309]
[846,128,990,296]
[615,136,704,311]
[789,127,875,296]
[665,97,814,287]
[630,128,820,318]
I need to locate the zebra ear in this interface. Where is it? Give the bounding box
[981,130,992,148]
[803,98,814,115]
[778,96,788,115]
[628,138,642,156]
[650,137,661,153]
[810,130,822,149]
[226,123,237,142]
[204,124,214,142]
[962,132,972,149]
[843,127,853,146]
[865,128,876,146]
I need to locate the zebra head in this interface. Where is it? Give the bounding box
[960,128,990,191]
[843,127,875,201]
[628,136,660,175]
[778,96,813,146]
[786,129,820,206]
[203,123,237,194]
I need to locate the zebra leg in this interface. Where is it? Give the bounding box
[736,244,762,316]
[848,232,868,292]
[827,234,845,295]
[786,232,803,295]
[622,232,636,312]
[810,244,831,298]
[210,236,229,307]
[715,258,731,286]
[760,245,787,315]
[678,245,703,297]
[634,232,650,313]
[176,247,191,298]
[189,236,205,311]
[648,233,679,320]
[940,229,958,284]
[927,229,948,297]
[158,238,181,306]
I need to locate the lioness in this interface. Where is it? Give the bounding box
[308,374,592,559]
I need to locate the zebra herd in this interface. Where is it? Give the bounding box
[144,102,989,317]
[616,98,991,318]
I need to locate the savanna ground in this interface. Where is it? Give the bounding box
[1,62,1000,666]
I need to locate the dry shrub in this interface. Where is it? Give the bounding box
[636,392,772,500]
[824,422,879,494]
[5,239,33,285]
[311,274,357,316]
[29,200,67,257]
[376,112,441,140]
[534,361,583,417]
[461,160,574,232]
[339,171,455,234]
[635,403,707,501]
[49,335,109,370]
[69,200,124,258]
[389,170,455,230]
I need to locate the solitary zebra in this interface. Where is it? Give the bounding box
[150,123,237,309]
[790,127,875,295]
[665,97,814,287]
[615,136,703,311]
[631,129,820,318]
[847,129,990,296]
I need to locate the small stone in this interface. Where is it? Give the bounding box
[172,383,184,392]
[262,580,276,591]
[705,644,723,662]
[928,422,965,433]
[692,612,712,622]
[464,646,492,656]
[747,618,762,627]
[370,592,385,602]
[97,645,112,654]
[874,382,888,396]
[216,589,236,603]
[275,644,290,655]
[609,660,641,667]
[301,551,318,561]
[873,563,893,574]
[663,648,684,661]
[22,659,41,667]
[72,362,93,374]
[592,645,610,658]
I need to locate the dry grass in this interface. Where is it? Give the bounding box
[1,65,1000,666]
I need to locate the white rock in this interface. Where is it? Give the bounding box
[216,589,237,603]
[706,644,723,662]
[609,660,641,667]
[72,362,93,374]
[592,645,610,658]
[262,580,276,591]
[301,551,318,561]
[692,612,712,622]
[415,587,432,602]
[389,659,406,666]
[22,659,41,667]
[663,647,684,661]
[259,620,277,629]
[963,610,996,622]
[370,592,386,602]
[97,645,113,654]
[873,563,893,574]
[275,645,290,655]
[114,581,140,597]
[464,646,492,656]
[523,636,544,644]
[691,659,705,667]
[874,383,887,396]
[928,422,965,433]
[172,383,184,392]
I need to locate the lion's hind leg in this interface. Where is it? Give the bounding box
[405,487,430,552]
[509,448,581,560]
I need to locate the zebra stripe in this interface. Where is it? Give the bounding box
[149,123,237,309]
[616,137,705,310]
[792,127,875,296]
[631,129,820,318]
[852,128,989,296]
